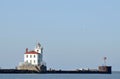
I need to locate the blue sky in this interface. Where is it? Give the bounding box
[0,0,120,71]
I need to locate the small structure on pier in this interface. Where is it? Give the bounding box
[98,57,112,73]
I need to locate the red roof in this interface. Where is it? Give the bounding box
[25,51,39,54]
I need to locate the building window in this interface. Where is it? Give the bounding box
[26,55,28,58]
[30,55,32,58]
[34,55,35,58]
[26,60,28,63]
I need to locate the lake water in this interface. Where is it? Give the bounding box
[0,72,119,79]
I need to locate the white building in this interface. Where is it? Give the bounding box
[24,43,43,66]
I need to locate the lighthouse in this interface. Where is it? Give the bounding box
[24,43,43,66]
[17,42,47,72]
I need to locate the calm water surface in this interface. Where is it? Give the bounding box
[0,72,119,79]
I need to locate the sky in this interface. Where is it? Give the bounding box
[0,0,120,71]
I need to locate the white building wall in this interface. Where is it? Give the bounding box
[24,54,39,65]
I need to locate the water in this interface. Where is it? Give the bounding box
[0,72,119,79]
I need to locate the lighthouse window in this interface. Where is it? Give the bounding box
[34,60,35,63]
[30,55,32,58]
[26,55,28,58]
[34,55,35,58]
[26,60,28,63]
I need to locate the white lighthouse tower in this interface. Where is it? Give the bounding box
[34,42,43,53]
[34,42,43,65]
